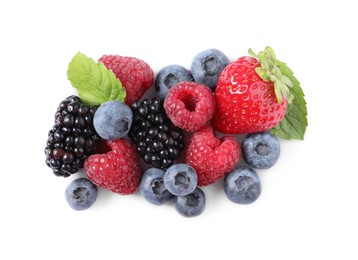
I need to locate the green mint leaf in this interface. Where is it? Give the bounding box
[67,52,126,105]
[270,60,308,140]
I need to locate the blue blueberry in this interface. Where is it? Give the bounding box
[155,65,193,100]
[93,100,133,140]
[175,187,205,217]
[163,163,197,196]
[242,132,280,169]
[191,49,230,91]
[140,167,174,205]
[224,165,261,204]
[65,178,98,210]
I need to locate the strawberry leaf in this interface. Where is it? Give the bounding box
[270,60,308,140]
[67,52,126,105]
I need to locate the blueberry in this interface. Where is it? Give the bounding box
[175,187,205,217]
[242,132,280,169]
[191,49,230,91]
[140,167,174,205]
[155,65,193,100]
[163,163,197,196]
[93,100,133,140]
[224,165,261,204]
[65,178,98,210]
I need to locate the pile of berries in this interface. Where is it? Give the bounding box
[47,47,307,217]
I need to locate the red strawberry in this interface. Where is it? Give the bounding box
[185,126,240,186]
[99,55,154,105]
[84,139,141,195]
[212,47,294,134]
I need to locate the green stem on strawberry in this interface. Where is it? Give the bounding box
[247,46,308,140]
[249,46,294,104]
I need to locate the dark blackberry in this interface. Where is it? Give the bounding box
[129,97,185,169]
[45,95,102,177]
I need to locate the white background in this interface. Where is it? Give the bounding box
[1,0,357,259]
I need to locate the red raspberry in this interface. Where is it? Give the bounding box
[163,82,215,132]
[185,126,241,186]
[84,139,141,195]
[99,55,154,105]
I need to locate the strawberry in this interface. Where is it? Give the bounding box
[212,47,294,134]
[185,126,241,186]
[84,139,141,195]
[99,55,154,105]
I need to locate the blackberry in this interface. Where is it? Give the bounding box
[129,97,185,169]
[45,95,101,177]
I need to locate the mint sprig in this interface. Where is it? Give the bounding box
[67,52,126,105]
[270,60,308,140]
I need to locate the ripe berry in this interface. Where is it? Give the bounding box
[242,132,280,169]
[212,48,293,134]
[129,97,185,169]
[45,96,101,177]
[163,82,215,132]
[65,178,98,210]
[174,187,206,217]
[93,100,133,140]
[155,65,193,100]
[84,139,141,195]
[185,126,241,186]
[191,48,229,91]
[224,165,261,204]
[140,168,174,205]
[99,55,154,105]
[163,164,198,196]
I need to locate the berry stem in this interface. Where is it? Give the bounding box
[249,46,294,104]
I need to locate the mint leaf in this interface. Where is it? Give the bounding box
[67,52,126,105]
[270,60,308,140]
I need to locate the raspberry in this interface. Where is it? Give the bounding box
[45,95,101,177]
[99,55,154,105]
[185,126,241,186]
[84,139,141,195]
[128,98,185,169]
[163,82,215,132]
